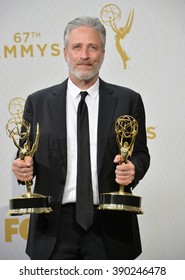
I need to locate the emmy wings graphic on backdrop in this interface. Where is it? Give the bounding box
[8,97,25,119]
[100,4,134,69]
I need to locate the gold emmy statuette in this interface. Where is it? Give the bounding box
[6,98,53,215]
[98,115,143,214]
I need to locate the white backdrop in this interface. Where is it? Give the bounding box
[1,0,185,260]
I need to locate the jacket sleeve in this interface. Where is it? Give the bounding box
[127,93,150,190]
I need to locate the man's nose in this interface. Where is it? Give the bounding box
[80,47,89,59]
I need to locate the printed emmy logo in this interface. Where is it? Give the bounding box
[8,97,25,119]
[100,4,134,69]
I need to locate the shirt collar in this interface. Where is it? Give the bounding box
[67,78,99,100]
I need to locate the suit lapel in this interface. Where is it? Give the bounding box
[48,80,68,176]
[97,79,117,173]
[49,79,67,138]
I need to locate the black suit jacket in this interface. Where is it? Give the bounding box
[24,78,150,259]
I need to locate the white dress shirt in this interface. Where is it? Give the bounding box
[62,78,99,205]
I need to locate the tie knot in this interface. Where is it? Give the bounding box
[80,91,88,101]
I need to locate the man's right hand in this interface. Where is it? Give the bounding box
[12,156,33,182]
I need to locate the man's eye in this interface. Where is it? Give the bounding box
[89,45,97,50]
[73,45,81,49]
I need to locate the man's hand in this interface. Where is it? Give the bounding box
[114,155,135,185]
[12,156,33,182]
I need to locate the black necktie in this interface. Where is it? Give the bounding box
[76,91,94,230]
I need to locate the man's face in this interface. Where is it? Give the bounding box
[64,26,105,82]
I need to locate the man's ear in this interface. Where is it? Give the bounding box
[63,48,67,62]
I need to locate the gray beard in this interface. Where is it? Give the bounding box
[69,68,98,81]
[66,57,103,81]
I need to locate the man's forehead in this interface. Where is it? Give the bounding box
[69,26,100,36]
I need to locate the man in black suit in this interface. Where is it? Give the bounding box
[12,16,150,260]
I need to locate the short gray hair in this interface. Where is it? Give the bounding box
[64,16,106,50]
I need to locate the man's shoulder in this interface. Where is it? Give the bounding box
[100,79,139,97]
[29,79,68,99]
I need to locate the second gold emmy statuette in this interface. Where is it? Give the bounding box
[98,115,143,214]
[6,98,53,215]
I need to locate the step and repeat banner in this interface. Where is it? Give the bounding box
[1,0,185,260]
